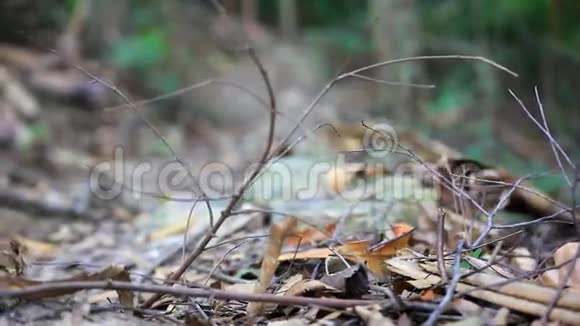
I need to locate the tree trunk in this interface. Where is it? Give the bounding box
[370,0,423,125]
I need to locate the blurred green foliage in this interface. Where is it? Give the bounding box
[112,29,168,69]
[54,0,579,194]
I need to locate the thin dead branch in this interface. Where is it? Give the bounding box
[425,240,465,326]
[273,55,517,163]
[0,280,383,309]
[471,176,528,248]
[436,208,448,283]
[139,47,277,310]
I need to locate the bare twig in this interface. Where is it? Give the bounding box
[104,80,263,112]
[534,86,572,187]
[454,254,578,299]
[66,58,219,273]
[369,284,405,310]
[361,121,492,220]
[467,230,524,251]
[139,47,277,310]
[350,73,435,89]
[202,240,251,285]
[471,175,528,248]
[104,79,303,130]
[425,240,465,326]
[446,169,569,211]
[273,55,517,162]
[542,168,579,323]
[491,206,578,230]
[508,89,573,170]
[436,208,448,283]
[0,280,383,309]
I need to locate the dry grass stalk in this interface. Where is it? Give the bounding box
[246,217,297,322]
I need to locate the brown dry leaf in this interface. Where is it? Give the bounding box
[320,264,369,298]
[493,307,510,326]
[278,247,334,261]
[284,279,340,297]
[247,217,298,322]
[339,226,414,277]
[408,278,435,290]
[512,247,537,272]
[444,316,485,326]
[286,223,336,247]
[99,265,134,308]
[354,305,394,326]
[436,158,560,219]
[539,269,560,288]
[275,274,303,295]
[12,235,58,257]
[225,282,257,294]
[389,259,580,324]
[542,242,580,290]
[538,242,580,290]
[452,298,482,317]
[464,256,516,279]
[0,276,38,289]
[267,318,310,326]
[0,240,25,276]
[279,224,414,279]
[88,290,118,304]
[419,289,436,301]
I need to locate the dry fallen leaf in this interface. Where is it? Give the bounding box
[284,279,340,297]
[225,282,257,294]
[546,242,580,290]
[12,235,58,257]
[320,264,369,298]
[275,274,303,295]
[512,247,537,273]
[285,223,335,247]
[279,224,414,279]
[354,305,394,326]
[464,256,515,279]
[538,269,560,288]
[419,289,436,301]
[494,307,510,326]
[0,240,25,276]
[452,298,482,317]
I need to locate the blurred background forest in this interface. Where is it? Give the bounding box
[3,2,580,324]
[1,0,579,198]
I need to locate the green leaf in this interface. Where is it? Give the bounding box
[111,29,168,69]
[470,248,482,258]
[460,248,482,269]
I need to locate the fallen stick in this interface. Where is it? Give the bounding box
[386,259,580,324]
[0,280,383,309]
[421,262,580,310]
